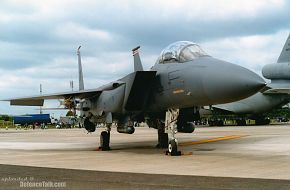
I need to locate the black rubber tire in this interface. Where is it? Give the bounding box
[127,126,135,134]
[168,139,178,156]
[100,131,110,151]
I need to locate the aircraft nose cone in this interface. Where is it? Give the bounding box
[203,60,266,104]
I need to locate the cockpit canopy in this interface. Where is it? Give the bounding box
[157,41,209,64]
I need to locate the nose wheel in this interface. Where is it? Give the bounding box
[165,109,181,156]
[167,139,181,156]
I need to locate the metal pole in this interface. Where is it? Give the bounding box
[40,84,43,114]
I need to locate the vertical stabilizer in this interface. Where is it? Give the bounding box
[77,46,85,91]
[132,46,144,72]
[277,33,290,63]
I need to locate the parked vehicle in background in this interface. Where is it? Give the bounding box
[13,114,52,126]
[56,116,79,128]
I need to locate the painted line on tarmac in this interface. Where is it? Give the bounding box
[179,135,247,147]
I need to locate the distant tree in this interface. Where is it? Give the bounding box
[0,115,11,121]
[264,107,290,118]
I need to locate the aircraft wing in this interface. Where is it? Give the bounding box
[263,88,290,94]
[4,89,103,106]
[261,83,290,94]
[4,81,126,106]
[212,103,251,114]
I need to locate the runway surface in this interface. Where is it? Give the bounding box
[0,125,290,189]
[1,164,290,190]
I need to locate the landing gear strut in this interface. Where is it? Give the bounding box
[156,119,168,148]
[165,109,181,156]
[99,124,111,151]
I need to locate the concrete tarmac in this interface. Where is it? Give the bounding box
[1,164,290,190]
[0,125,290,189]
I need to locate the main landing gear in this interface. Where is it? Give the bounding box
[165,109,181,156]
[99,124,111,151]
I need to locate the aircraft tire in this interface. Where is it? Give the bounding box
[168,139,180,156]
[100,131,110,151]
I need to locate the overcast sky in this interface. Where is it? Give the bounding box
[0,0,290,116]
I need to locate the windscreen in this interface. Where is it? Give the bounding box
[157,41,209,64]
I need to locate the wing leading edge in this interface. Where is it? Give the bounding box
[3,80,126,106]
[4,89,103,106]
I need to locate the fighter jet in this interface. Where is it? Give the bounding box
[208,33,290,125]
[4,41,265,155]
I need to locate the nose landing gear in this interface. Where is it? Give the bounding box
[165,109,181,156]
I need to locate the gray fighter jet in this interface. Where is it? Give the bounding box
[210,33,290,125]
[4,41,265,155]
